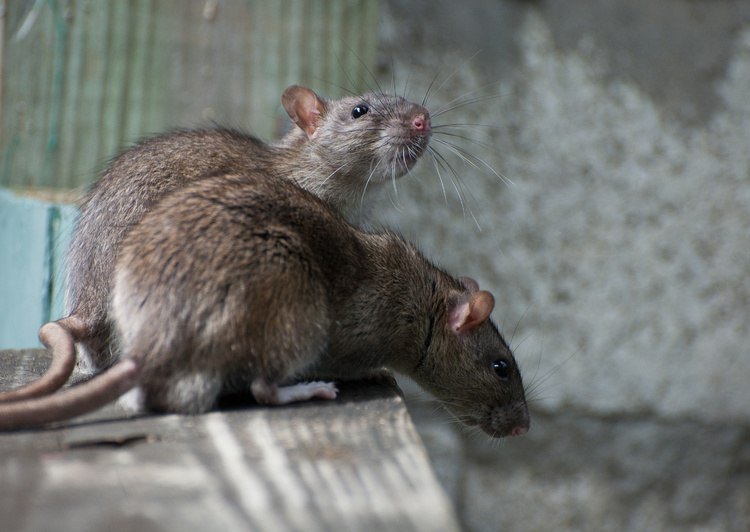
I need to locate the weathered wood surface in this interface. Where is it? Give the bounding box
[0,349,460,532]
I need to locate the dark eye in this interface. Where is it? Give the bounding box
[492,360,509,380]
[351,104,369,119]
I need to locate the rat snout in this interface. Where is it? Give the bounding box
[410,110,431,134]
[485,399,530,438]
[511,401,531,437]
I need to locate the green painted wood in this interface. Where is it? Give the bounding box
[0,190,75,349]
[1,0,381,190]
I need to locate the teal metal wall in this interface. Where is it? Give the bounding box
[0,190,75,348]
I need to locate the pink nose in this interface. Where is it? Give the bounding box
[510,426,528,437]
[411,113,430,133]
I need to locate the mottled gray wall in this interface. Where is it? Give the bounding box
[375,1,750,530]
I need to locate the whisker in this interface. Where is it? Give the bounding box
[527,337,546,397]
[432,129,503,156]
[341,41,384,95]
[511,333,532,354]
[313,74,358,98]
[432,137,515,187]
[360,163,381,211]
[427,147,451,204]
[509,305,532,348]
[432,130,517,181]
[320,163,349,187]
[402,68,413,101]
[422,68,443,107]
[392,150,401,197]
[431,86,502,118]
[525,349,580,399]
[390,56,398,98]
[429,148,468,217]
[421,50,483,107]
[431,122,502,130]
[296,161,337,187]
[429,147,482,230]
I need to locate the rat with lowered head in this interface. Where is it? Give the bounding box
[0,170,529,438]
[0,85,431,403]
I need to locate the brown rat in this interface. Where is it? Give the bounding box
[72,85,429,370]
[70,85,430,371]
[0,85,431,403]
[0,171,529,437]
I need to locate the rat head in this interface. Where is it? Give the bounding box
[413,277,529,438]
[281,85,431,187]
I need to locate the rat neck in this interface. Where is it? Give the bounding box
[273,129,364,218]
[346,234,448,376]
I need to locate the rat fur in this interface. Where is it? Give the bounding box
[0,85,431,403]
[0,172,528,438]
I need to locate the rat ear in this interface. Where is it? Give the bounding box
[458,276,479,293]
[281,85,327,140]
[448,290,495,335]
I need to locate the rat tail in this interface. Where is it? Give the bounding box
[0,359,139,431]
[0,316,86,403]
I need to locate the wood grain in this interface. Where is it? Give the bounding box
[0,348,460,532]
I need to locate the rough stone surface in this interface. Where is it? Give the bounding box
[402,393,750,532]
[380,1,750,530]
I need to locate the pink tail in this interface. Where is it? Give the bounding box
[0,316,85,403]
[0,359,139,431]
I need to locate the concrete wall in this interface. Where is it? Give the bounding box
[375,1,750,530]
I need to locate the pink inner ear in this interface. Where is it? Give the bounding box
[281,86,327,139]
[448,301,471,332]
[297,101,321,138]
[452,291,495,334]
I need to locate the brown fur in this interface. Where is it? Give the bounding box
[67,86,431,371]
[0,173,528,436]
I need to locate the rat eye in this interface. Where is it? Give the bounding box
[351,104,369,119]
[492,360,509,380]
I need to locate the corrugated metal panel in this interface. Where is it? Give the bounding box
[1,0,380,189]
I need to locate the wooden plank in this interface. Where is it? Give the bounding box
[0,349,460,532]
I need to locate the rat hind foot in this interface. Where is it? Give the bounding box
[277,381,338,403]
[252,379,338,405]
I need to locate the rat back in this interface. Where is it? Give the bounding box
[111,173,366,413]
[67,87,430,373]
[67,128,274,368]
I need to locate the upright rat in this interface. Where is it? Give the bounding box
[71,85,430,370]
[0,171,529,437]
[0,85,431,403]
